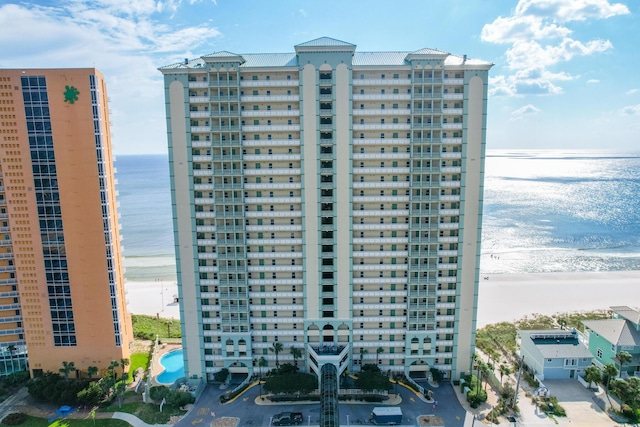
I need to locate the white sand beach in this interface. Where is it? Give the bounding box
[125,280,180,319]
[124,270,640,326]
[477,270,640,327]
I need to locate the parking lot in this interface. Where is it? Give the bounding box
[176,380,468,426]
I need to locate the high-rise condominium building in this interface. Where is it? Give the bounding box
[160,38,492,382]
[0,68,132,376]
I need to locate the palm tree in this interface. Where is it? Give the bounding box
[87,366,99,379]
[481,362,492,392]
[603,363,618,390]
[617,351,633,379]
[359,348,368,365]
[290,347,302,367]
[108,360,120,380]
[270,341,283,368]
[499,364,511,385]
[59,361,76,380]
[584,365,602,390]
[6,345,16,374]
[120,358,130,380]
[376,347,384,365]
[258,356,268,377]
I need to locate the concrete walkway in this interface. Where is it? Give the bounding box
[112,412,171,427]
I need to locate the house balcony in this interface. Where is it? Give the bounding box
[442,78,464,85]
[443,93,464,100]
[188,82,209,88]
[442,108,463,115]
[189,96,210,103]
[190,111,210,118]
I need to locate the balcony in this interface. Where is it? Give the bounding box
[353,108,411,116]
[191,126,211,133]
[189,96,209,103]
[412,78,443,84]
[442,123,462,130]
[240,95,299,102]
[240,80,299,87]
[353,123,411,131]
[190,111,210,118]
[242,125,299,132]
[188,82,209,88]
[443,78,464,85]
[412,93,442,99]
[352,78,412,86]
[353,94,412,101]
[443,93,464,100]
[241,110,300,117]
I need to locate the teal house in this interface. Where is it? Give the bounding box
[582,306,640,378]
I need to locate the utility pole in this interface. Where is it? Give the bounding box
[512,355,524,410]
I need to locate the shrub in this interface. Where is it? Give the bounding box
[620,405,639,423]
[166,390,194,407]
[430,367,445,382]
[2,413,26,426]
[467,389,488,408]
[363,395,386,403]
[213,368,229,383]
[149,385,170,401]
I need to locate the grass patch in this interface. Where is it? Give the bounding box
[131,315,181,340]
[476,310,611,357]
[1,415,129,427]
[129,353,150,378]
[99,402,184,424]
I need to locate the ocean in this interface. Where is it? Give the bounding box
[114,150,640,281]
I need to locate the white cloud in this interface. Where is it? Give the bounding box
[619,105,640,116]
[626,89,638,95]
[515,0,629,23]
[299,9,308,17]
[505,38,611,71]
[0,2,222,154]
[483,0,625,97]
[481,15,571,44]
[511,104,541,120]
[587,79,600,84]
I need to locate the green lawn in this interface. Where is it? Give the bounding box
[99,401,184,424]
[1,415,129,427]
[131,315,181,340]
[129,353,150,379]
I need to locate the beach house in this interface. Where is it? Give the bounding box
[582,306,640,378]
[517,329,593,380]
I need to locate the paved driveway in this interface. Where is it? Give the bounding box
[543,379,615,426]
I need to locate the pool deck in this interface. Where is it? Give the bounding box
[151,342,182,387]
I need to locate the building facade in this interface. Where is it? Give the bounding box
[0,68,132,376]
[583,306,640,378]
[160,37,492,382]
[517,329,593,380]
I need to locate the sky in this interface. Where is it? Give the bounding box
[0,0,638,155]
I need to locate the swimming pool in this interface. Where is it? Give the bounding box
[156,349,185,385]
